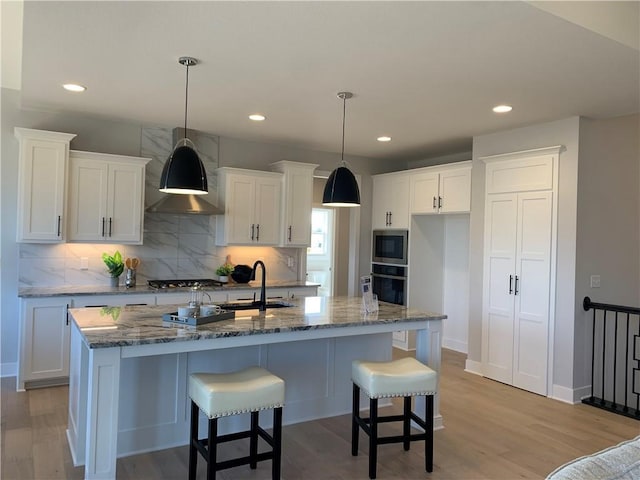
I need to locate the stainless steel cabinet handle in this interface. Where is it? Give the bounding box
[57,215,62,237]
[256,224,260,241]
[102,217,106,237]
[509,275,513,294]
[514,275,519,295]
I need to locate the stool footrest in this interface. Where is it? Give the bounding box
[216,451,274,471]
[377,433,428,446]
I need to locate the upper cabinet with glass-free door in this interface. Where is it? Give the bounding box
[372,171,410,229]
[15,128,77,243]
[67,151,150,244]
[410,161,472,215]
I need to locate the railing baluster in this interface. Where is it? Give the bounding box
[624,312,629,413]
[601,310,607,406]
[590,307,596,403]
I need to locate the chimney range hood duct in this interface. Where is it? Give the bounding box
[146,194,223,215]
[146,126,223,215]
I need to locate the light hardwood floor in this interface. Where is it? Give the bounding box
[2,348,638,479]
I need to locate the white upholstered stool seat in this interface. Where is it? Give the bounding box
[351,357,438,479]
[352,357,437,399]
[189,367,285,418]
[188,367,285,480]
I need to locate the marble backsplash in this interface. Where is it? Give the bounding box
[17,127,300,288]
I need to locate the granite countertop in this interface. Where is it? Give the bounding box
[68,296,446,349]
[18,280,320,298]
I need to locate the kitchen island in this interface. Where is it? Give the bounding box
[67,296,445,479]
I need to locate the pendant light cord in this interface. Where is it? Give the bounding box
[341,94,346,164]
[184,62,189,138]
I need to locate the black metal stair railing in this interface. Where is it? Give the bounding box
[583,296,640,420]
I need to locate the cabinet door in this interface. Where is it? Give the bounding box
[284,169,313,246]
[107,162,145,243]
[439,168,471,213]
[16,137,69,242]
[254,176,281,245]
[372,176,392,229]
[19,298,71,388]
[481,193,517,385]
[68,157,109,241]
[225,174,257,244]
[410,172,439,215]
[512,191,552,395]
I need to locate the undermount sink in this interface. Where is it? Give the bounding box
[218,301,294,311]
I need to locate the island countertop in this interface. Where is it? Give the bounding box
[68,296,446,349]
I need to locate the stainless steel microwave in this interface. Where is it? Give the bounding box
[372,229,408,265]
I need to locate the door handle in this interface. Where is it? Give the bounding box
[288,225,292,242]
[509,275,513,294]
[57,215,62,237]
[389,211,392,225]
[385,212,389,226]
[102,217,106,237]
[250,224,255,240]
[514,275,519,295]
[108,217,113,237]
[438,196,442,209]
[66,303,70,325]
[256,224,260,241]
[433,196,437,209]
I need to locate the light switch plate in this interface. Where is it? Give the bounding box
[590,275,601,288]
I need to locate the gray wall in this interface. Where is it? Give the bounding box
[575,114,640,388]
[1,87,385,374]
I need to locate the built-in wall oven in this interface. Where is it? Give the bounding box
[371,229,408,305]
[371,263,407,306]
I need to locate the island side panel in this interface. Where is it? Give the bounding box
[415,318,443,429]
[85,346,121,480]
[67,322,88,466]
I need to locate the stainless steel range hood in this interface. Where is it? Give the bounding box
[146,127,224,215]
[146,194,223,215]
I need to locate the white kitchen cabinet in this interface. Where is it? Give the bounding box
[18,297,71,390]
[410,162,471,215]
[481,147,560,396]
[271,161,318,246]
[14,128,77,243]
[216,168,282,246]
[67,151,149,244]
[372,172,410,229]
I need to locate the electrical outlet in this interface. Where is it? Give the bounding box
[80,257,89,270]
[287,256,294,268]
[590,275,601,288]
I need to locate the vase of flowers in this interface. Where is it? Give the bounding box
[215,264,234,283]
[102,250,124,287]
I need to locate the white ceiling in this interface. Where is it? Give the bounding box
[10,1,640,162]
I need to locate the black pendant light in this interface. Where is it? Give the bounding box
[323,92,360,207]
[159,57,208,195]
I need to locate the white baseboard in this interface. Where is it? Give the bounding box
[442,337,468,354]
[551,384,591,404]
[464,358,483,376]
[1,362,17,378]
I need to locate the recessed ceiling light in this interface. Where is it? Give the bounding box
[63,83,87,92]
[377,136,392,142]
[249,114,266,121]
[492,104,512,113]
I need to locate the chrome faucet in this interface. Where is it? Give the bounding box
[251,260,267,311]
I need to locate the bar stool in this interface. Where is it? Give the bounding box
[351,357,437,479]
[188,367,285,480]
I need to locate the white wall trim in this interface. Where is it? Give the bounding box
[464,358,483,376]
[1,362,17,378]
[442,338,468,354]
[550,384,591,405]
[479,145,563,163]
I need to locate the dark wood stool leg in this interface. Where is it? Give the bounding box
[425,395,434,473]
[250,411,259,469]
[188,400,199,480]
[403,396,411,451]
[352,383,360,456]
[369,397,378,479]
[272,407,283,480]
[207,417,217,480]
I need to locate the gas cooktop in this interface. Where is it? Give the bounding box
[147,279,223,289]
